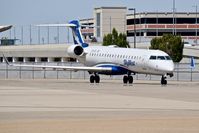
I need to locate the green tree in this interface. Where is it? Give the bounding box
[103,28,129,48]
[112,28,118,45]
[103,33,112,46]
[150,34,184,62]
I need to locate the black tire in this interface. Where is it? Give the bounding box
[161,76,167,85]
[128,76,133,84]
[90,75,95,83]
[164,80,167,85]
[161,79,164,85]
[95,75,100,83]
[123,75,128,84]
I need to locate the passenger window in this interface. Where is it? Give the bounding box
[149,56,156,60]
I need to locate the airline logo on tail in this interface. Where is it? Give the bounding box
[69,20,88,48]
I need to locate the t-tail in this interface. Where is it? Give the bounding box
[69,20,89,48]
[36,20,89,48]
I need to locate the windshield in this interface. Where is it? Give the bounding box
[150,55,172,60]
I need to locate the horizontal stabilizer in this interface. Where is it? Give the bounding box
[35,23,76,27]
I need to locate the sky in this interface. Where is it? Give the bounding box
[1,0,199,25]
[0,0,199,44]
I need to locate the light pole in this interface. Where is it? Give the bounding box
[57,23,59,44]
[30,25,32,44]
[129,8,136,48]
[172,0,176,35]
[38,26,40,44]
[110,16,112,33]
[193,5,198,45]
[47,26,49,44]
[156,10,159,36]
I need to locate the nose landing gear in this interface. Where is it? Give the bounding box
[161,75,167,85]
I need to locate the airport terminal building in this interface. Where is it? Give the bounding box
[80,7,199,44]
[0,6,199,63]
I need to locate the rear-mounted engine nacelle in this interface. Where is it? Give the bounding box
[67,45,84,57]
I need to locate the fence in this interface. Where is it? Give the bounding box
[0,62,198,81]
[0,25,72,45]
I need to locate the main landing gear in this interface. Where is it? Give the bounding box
[123,75,133,84]
[89,73,168,85]
[161,75,167,85]
[90,74,100,83]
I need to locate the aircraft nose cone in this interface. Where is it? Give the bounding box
[167,62,174,72]
[158,61,174,72]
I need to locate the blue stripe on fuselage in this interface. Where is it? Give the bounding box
[97,65,131,75]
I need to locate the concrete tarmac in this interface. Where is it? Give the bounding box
[0,79,199,133]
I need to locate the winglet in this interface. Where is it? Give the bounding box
[2,54,10,65]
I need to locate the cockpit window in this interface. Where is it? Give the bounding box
[157,56,166,60]
[165,56,172,60]
[149,56,156,60]
[150,55,172,60]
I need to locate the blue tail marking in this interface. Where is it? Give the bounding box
[69,20,88,48]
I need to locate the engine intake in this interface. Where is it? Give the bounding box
[67,45,84,57]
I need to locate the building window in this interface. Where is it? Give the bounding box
[96,13,101,37]
[29,57,35,62]
[40,57,48,62]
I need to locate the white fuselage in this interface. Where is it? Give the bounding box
[77,46,174,76]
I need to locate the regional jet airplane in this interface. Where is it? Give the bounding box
[3,20,174,85]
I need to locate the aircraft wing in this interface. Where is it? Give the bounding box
[0,25,12,32]
[3,55,112,72]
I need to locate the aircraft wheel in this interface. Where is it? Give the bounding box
[90,75,95,83]
[161,76,167,85]
[95,75,100,83]
[123,75,128,84]
[128,76,133,84]
[164,80,167,85]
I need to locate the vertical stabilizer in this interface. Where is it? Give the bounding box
[69,20,88,48]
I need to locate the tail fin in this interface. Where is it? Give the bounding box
[69,20,88,48]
